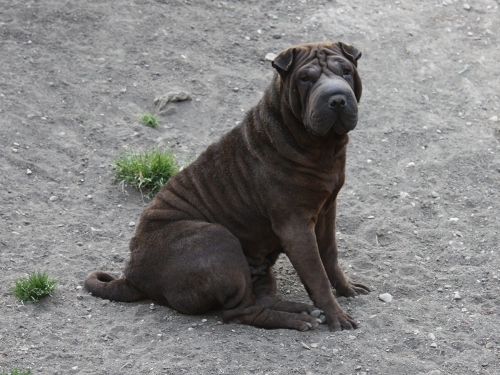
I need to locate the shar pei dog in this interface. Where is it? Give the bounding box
[85,41,370,332]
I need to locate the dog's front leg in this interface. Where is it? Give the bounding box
[274,220,358,332]
[316,200,371,297]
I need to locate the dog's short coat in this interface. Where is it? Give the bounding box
[85,42,370,332]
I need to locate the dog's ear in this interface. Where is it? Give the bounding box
[339,42,362,67]
[272,47,295,79]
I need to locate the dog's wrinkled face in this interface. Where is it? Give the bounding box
[273,42,362,137]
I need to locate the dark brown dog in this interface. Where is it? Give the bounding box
[85,42,370,332]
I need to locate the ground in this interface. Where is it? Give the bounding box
[1,0,499,374]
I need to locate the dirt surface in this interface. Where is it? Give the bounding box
[1,0,500,374]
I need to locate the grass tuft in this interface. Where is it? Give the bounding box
[0,369,32,375]
[140,113,158,128]
[114,146,179,198]
[12,271,57,303]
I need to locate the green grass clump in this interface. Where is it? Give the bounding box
[0,369,32,375]
[12,271,57,303]
[114,146,179,198]
[140,113,158,128]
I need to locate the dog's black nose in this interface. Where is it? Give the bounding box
[328,94,347,111]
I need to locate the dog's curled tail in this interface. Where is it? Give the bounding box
[84,271,146,302]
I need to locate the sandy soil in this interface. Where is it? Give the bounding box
[1,0,500,374]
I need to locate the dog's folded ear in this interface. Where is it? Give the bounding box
[272,47,295,78]
[339,42,362,67]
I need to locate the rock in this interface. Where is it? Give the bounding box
[428,333,436,340]
[454,292,462,300]
[489,115,498,122]
[301,342,311,350]
[463,4,471,10]
[310,309,322,318]
[265,52,277,61]
[154,91,192,112]
[129,221,136,227]
[49,196,58,201]
[379,293,393,303]
[26,168,32,175]
[430,342,437,348]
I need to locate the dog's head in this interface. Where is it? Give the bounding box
[272,42,362,137]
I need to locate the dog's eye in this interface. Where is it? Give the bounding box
[342,68,351,77]
[300,76,312,83]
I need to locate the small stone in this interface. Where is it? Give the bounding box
[463,4,471,10]
[428,333,436,340]
[129,222,136,227]
[26,169,32,175]
[379,293,393,303]
[101,299,109,306]
[310,343,319,348]
[201,319,207,323]
[265,52,277,61]
[406,162,416,168]
[272,34,282,39]
[489,115,498,122]
[454,292,462,300]
[431,191,439,198]
[301,342,311,350]
[430,342,437,348]
[485,342,493,349]
[49,196,58,201]
[310,309,322,318]
[12,148,18,153]
[150,303,156,310]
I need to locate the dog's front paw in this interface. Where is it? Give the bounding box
[325,310,359,332]
[335,278,370,298]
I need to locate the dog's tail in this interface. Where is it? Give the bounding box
[84,271,147,302]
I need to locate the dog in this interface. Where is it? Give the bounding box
[85,42,370,332]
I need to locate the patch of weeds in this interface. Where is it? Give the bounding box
[12,271,57,303]
[0,369,32,375]
[140,113,158,128]
[114,146,179,198]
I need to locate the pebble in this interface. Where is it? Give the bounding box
[430,342,437,348]
[26,168,32,175]
[428,333,436,340]
[129,221,136,227]
[265,52,277,61]
[150,303,155,310]
[49,196,58,201]
[463,4,471,10]
[310,309,322,318]
[490,115,498,122]
[301,342,311,350]
[442,0,452,5]
[454,292,462,300]
[310,343,319,348]
[379,293,393,303]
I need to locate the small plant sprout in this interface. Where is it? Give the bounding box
[114,146,179,198]
[0,369,32,375]
[140,113,158,128]
[12,271,57,303]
